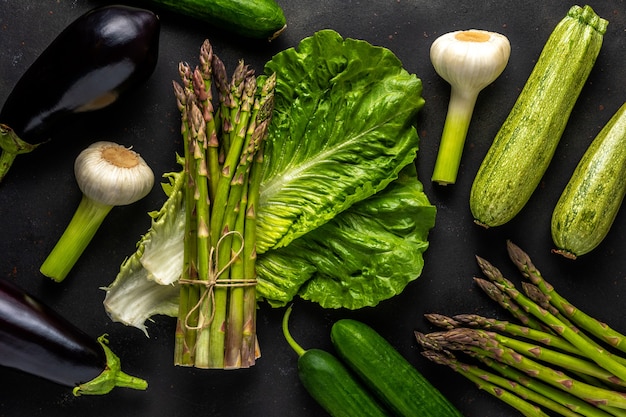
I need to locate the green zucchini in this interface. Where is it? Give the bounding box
[552,102,626,259]
[469,5,608,227]
[144,0,287,40]
[282,308,390,417]
[330,319,463,417]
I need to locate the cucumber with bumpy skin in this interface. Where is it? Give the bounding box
[552,102,626,259]
[331,319,463,417]
[144,0,286,40]
[470,5,608,228]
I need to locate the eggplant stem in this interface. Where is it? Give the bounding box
[73,335,148,396]
[0,124,38,182]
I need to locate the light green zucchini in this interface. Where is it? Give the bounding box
[552,102,626,259]
[469,5,608,227]
[143,0,287,40]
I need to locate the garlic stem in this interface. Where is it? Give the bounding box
[40,141,154,282]
[432,88,478,185]
[430,29,510,185]
[40,196,113,282]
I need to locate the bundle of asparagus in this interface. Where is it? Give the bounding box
[172,39,275,369]
[416,241,626,416]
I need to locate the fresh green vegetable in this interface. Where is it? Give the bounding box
[551,102,626,259]
[331,319,462,417]
[171,40,273,369]
[103,29,434,333]
[256,163,436,309]
[430,29,510,185]
[142,0,286,40]
[418,241,626,416]
[470,5,608,227]
[423,351,554,417]
[103,169,184,335]
[255,29,434,308]
[508,240,626,356]
[282,307,390,417]
[257,29,427,253]
[420,328,626,413]
[476,254,626,382]
[426,313,581,356]
[41,141,154,282]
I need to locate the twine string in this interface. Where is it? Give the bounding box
[179,230,257,332]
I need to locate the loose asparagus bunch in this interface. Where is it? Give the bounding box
[416,241,626,416]
[172,39,275,369]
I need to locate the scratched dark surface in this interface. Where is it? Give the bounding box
[1,1,626,416]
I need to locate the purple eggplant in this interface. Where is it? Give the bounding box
[0,4,160,182]
[0,277,147,395]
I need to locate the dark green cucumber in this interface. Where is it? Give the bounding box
[469,5,608,227]
[331,319,462,417]
[282,308,390,417]
[143,0,286,40]
[552,102,626,259]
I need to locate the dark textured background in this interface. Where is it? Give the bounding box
[1,1,626,416]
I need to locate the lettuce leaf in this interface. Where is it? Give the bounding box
[257,29,426,253]
[256,163,435,309]
[103,170,184,335]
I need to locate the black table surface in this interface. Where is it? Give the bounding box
[2,1,626,416]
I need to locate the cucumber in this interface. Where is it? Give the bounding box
[282,308,390,417]
[330,319,463,417]
[469,5,608,227]
[552,102,626,259]
[143,0,286,40]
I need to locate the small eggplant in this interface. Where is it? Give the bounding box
[0,5,160,182]
[0,277,147,395]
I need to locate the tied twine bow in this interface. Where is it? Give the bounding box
[179,230,257,332]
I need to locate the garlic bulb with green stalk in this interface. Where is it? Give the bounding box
[41,141,155,282]
[430,29,510,185]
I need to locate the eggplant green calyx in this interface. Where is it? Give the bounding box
[430,29,510,185]
[0,124,38,182]
[73,334,148,396]
[40,141,154,282]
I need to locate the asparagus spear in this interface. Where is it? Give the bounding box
[449,313,581,356]
[189,98,214,369]
[417,330,597,416]
[507,240,626,354]
[173,64,200,366]
[495,281,626,383]
[422,350,574,417]
[481,328,626,387]
[480,356,618,417]
[195,41,220,202]
[422,350,548,417]
[475,252,626,380]
[473,276,550,332]
[423,328,626,410]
